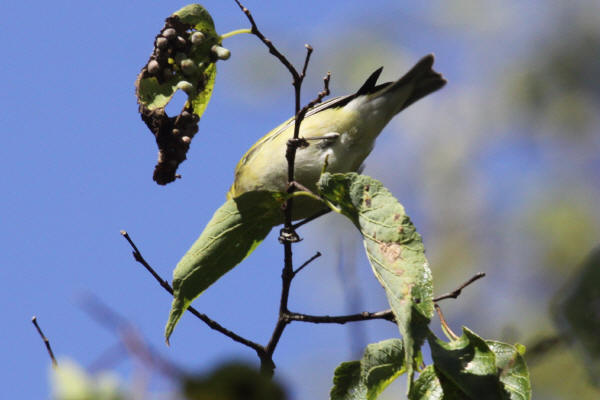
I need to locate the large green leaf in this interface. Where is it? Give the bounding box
[330,339,406,400]
[165,191,286,343]
[553,245,600,385]
[426,327,531,400]
[318,172,434,389]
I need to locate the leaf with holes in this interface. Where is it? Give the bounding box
[165,190,286,343]
[317,172,434,391]
[135,4,230,184]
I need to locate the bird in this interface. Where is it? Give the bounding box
[227,54,446,220]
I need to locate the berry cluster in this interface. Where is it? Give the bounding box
[143,16,229,86]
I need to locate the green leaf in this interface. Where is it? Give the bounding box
[136,4,221,116]
[553,245,600,385]
[330,339,405,400]
[409,365,461,400]
[165,191,286,343]
[318,172,434,388]
[427,327,531,400]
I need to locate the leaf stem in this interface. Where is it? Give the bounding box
[220,28,252,39]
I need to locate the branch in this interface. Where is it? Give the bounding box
[234,0,333,375]
[31,316,57,367]
[288,309,395,324]
[80,295,183,379]
[293,252,322,276]
[233,0,300,82]
[433,272,485,302]
[120,230,267,362]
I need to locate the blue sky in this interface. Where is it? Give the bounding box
[2,1,600,399]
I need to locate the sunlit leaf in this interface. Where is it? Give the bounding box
[318,172,434,389]
[165,191,286,343]
[330,339,405,400]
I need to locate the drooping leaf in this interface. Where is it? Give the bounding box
[552,245,600,385]
[330,339,405,400]
[165,191,286,343]
[318,172,434,388]
[135,4,229,185]
[426,327,531,400]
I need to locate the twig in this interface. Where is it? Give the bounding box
[234,0,334,376]
[435,304,458,340]
[233,0,300,82]
[120,231,267,362]
[288,309,395,324]
[291,209,331,230]
[524,334,565,366]
[292,252,322,276]
[31,316,57,367]
[80,295,182,379]
[433,272,485,302]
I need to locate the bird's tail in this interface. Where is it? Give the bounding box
[381,54,446,114]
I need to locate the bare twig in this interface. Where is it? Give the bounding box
[288,309,395,324]
[233,0,300,82]
[120,230,267,363]
[31,316,57,367]
[234,0,334,376]
[291,209,331,230]
[433,272,485,302]
[524,334,565,366]
[292,252,322,276]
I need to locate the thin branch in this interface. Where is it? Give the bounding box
[31,316,57,367]
[300,44,313,78]
[233,1,337,375]
[288,309,395,324]
[433,272,485,302]
[233,0,299,81]
[524,334,566,366]
[293,252,322,276]
[291,209,331,230]
[80,295,183,379]
[120,230,267,360]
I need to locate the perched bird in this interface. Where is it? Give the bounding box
[165,55,446,341]
[228,54,446,219]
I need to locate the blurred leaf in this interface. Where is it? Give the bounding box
[330,339,405,400]
[318,172,434,388]
[427,327,531,400]
[51,359,125,400]
[182,362,286,400]
[165,191,286,343]
[553,245,600,385]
